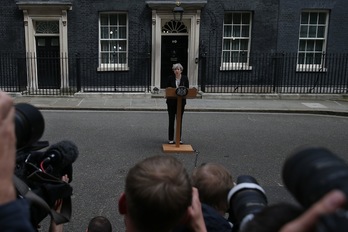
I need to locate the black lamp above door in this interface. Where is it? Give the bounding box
[173,1,184,21]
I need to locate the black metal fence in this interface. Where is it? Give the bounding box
[1,52,348,95]
[0,53,151,95]
[199,53,348,94]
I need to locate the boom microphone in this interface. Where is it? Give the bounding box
[43,140,79,182]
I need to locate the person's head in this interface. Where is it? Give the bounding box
[241,202,303,232]
[172,63,183,73]
[192,163,234,215]
[87,216,112,232]
[119,155,192,232]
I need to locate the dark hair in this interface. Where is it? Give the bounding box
[87,216,112,232]
[125,155,192,232]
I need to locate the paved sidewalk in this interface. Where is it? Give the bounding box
[10,93,348,116]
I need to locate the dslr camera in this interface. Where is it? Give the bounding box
[227,175,268,232]
[14,103,78,228]
[283,147,348,232]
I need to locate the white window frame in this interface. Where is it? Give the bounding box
[98,12,128,71]
[296,10,329,72]
[221,12,252,71]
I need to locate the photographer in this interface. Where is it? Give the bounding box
[191,163,234,232]
[244,146,348,232]
[118,155,207,232]
[280,190,346,232]
[0,91,35,231]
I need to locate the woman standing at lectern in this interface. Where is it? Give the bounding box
[166,63,189,144]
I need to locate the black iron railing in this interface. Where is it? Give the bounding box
[199,53,348,94]
[1,52,348,95]
[0,53,151,95]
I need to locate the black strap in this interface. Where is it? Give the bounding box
[13,175,71,225]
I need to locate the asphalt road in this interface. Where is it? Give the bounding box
[34,110,348,231]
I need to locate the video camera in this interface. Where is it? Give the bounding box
[14,103,78,228]
[282,147,348,232]
[227,175,268,232]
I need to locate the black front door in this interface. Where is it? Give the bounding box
[161,35,188,88]
[36,36,60,89]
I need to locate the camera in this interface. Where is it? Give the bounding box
[227,175,268,232]
[282,147,348,231]
[15,103,45,150]
[14,103,78,227]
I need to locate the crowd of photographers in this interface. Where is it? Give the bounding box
[1,90,348,232]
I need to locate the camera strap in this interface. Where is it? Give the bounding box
[13,175,71,225]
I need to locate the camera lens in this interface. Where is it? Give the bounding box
[228,175,268,229]
[15,103,45,149]
[282,147,348,208]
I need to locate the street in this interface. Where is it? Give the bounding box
[36,110,348,231]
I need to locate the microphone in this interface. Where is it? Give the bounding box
[43,140,79,182]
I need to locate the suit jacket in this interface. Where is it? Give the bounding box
[166,75,189,105]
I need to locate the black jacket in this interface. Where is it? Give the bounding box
[166,74,189,105]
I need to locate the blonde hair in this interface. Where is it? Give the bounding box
[126,155,192,232]
[172,63,183,71]
[192,163,234,213]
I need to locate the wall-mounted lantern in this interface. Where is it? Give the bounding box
[173,1,184,21]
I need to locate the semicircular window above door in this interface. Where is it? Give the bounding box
[162,20,188,33]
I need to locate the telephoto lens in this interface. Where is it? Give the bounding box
[227,175,268,232]
[282,147,348,209]
[15,103,45,149]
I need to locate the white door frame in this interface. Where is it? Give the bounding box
[147,1,206,91]
[16,3,72,92]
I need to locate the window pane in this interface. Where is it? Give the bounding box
[314,53,322,64]
[299,40,306,51]
[224,13,232,24]
[101,41,109,51]
[233,26,241,37]
[317,26,325,38]
[119,14,127,25]
[110,27,118,38]
[222,51,230,62]
[119,53,127,64]
[318,13,326,24]
[240,52,247,62]
[315,40,323,51]
[307,40,315,51]
[298,53,305,64]
[101,27,109,39]
[224,25,232,37]
[308,26,317,38]
[233,13,241,24]
[110,15,117,25]
[36,21,59,34]
[300,26,308,37]
[119,27,127,39]
[240,39,248,50]
[309,12,318,24]
[232,40,239,50]
[301,12,309,24]
[242,13,250,24]
[101,53,109,63]
[223,39,231,50]
[111,53,117,63]
[306,53,314,64]
[232,52,239,62]
[110,41,117,51]
[118,41,127,51]
[241,25,249,37]
[101,15,108,25]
